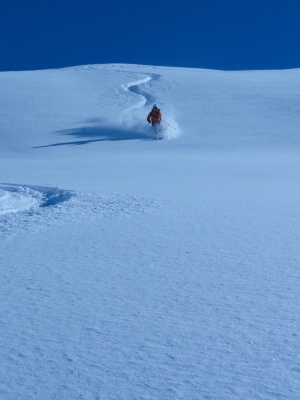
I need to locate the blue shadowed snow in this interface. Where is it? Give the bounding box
[0,184,73,211]
[126,74,159,107]
[0,64,300,400]
[34,123,152,148]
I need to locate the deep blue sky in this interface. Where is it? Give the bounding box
[1,0,300,71]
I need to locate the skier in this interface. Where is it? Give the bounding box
[147,104,162,128]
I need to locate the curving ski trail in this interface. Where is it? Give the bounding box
[124,74,160,108]
[121,72,180,139]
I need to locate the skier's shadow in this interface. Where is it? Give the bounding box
[33,118,152,148]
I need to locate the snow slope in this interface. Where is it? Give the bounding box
[0,64,300,400]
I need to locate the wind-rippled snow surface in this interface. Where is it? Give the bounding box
[1,64,300,400]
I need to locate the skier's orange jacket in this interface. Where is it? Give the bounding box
[147,108,162,124]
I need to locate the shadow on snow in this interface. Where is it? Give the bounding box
[33,118,152,149]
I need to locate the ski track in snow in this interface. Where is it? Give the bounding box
[123,73,159,108]
[121,71,180,140]
[30,66,179,148]
[0,69,164,237]
[0,183,157,238]
[1,65,300,400]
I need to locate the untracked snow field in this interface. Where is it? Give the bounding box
[0,64,300,399]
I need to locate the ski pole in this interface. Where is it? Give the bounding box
[161,119,176,130]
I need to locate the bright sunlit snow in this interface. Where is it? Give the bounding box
[0,64,299,400]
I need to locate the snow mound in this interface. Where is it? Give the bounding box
[0,183,157,238]
[0,184,72,215]
[0,189,7,201]
[0,185,42,215]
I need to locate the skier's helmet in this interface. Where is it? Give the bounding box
[153,104,158,109]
